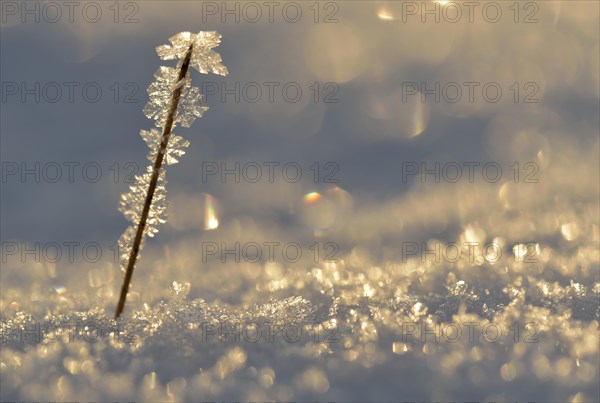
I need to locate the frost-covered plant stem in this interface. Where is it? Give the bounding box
[114,31,227,318]
[115,45,193,319]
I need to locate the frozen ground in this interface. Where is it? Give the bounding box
[2,151,599,401]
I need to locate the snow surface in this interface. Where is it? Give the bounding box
[2,160,599,401]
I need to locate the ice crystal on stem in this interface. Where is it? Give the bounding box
[156,31,228,76]
[144,67,208,128]
[115,31,228,318]
[118,166,168,237]
[140,129,189,165]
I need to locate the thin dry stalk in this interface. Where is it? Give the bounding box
[115,44,193,319]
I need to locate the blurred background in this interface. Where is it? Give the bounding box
[2,0,598,268]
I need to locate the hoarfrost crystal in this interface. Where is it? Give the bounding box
[156,31,228,76]
[143,67,208,128]
[140,129,190,165]
[119,166,168,237]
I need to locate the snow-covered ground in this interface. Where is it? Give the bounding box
[2,150,599,401]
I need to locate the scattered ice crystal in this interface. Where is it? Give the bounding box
[169,281,191,301]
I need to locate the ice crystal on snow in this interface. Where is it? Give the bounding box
[3,201,600,400]
[169,281,191,301]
